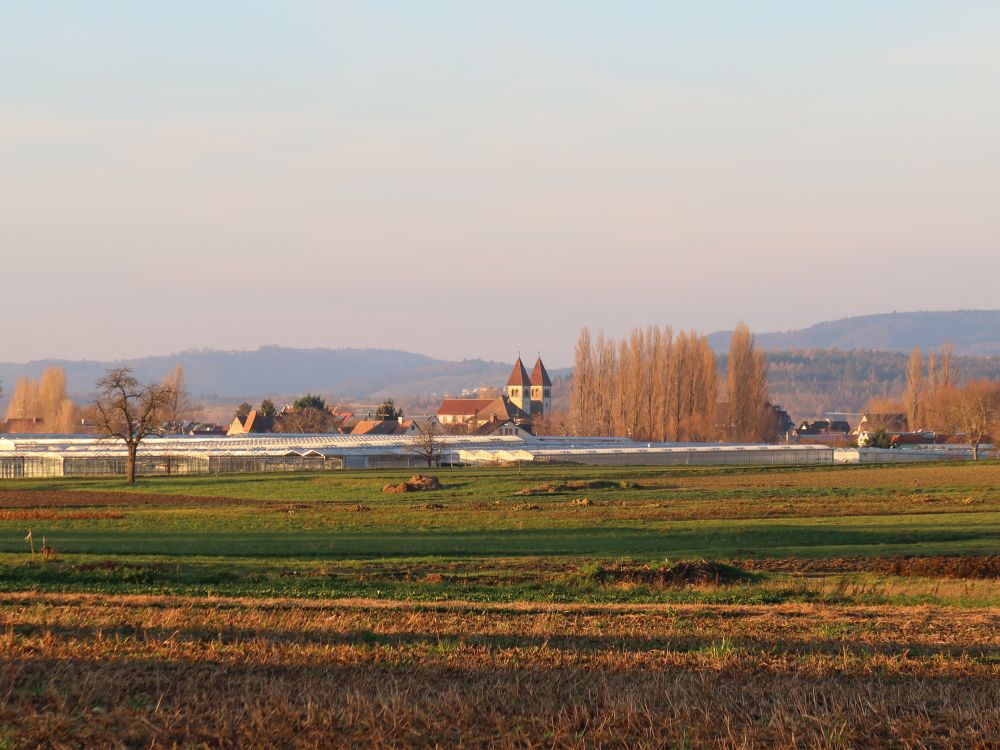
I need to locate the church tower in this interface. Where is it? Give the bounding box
[529,356,552,416]
[505,356,531,414]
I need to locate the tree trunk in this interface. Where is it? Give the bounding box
[127,444,137,484]
[972,442,979,461]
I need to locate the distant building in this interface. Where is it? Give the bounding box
[504,356,551,417]
[474,416,533,438]
[350,418,420,436]
[227,411,275,436]
[163,420,226,436]
[328,410,354,432]
[854,413,908,435]
[436,355,549,431]
[0,418,46,434]
[794,419,852,437]
[437,398,498,426]
[528,357,552,416]
[436,395,531,430]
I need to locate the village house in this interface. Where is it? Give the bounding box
[226,410,275,436]
[474,416,534,438]
[794,419,852,437]
[350,418,421,436]
[853,413,908,435]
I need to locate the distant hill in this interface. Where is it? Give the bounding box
[709,310,1000,355]
[0,347,512,405]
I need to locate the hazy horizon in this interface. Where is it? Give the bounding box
[4,2,999,365]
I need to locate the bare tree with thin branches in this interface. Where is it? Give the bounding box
[903,347,923,431]
[160,364,201,430]
[947,380,1000,461]
[727,323,770,442]
[93,368,173,484]
[409,422,446,468]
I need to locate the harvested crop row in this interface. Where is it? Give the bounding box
[3,593,998,657]
[2,624,997,748]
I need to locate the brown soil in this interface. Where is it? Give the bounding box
[75,561,170,573]
[0,489,254,509]
[515,479,635,496]
[742,555,1000,579]
[592,560,748,587]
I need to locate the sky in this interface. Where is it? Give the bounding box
[2,1,999,367]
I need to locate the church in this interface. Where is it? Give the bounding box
[436,355,551,431]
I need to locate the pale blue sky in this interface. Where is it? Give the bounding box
[3,2,998,365]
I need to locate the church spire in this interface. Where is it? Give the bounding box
[506,356,530,387]
[530,356,551,387]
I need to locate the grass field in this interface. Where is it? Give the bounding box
[1,461,998,747]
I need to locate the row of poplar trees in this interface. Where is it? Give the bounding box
[569,323,773,442]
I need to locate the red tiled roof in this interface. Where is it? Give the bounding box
[350,419,403,435]
[506,357,530,387]
[436,398,495,416]
[530,357,551,387]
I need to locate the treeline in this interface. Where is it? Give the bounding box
[569,324,773,442]
[2,364,201,434]
[4,368,80,433]
[865,345,1000,459]
[763,349,1000,419]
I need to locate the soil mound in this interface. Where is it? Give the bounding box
[515,479,636,496]
[383,475,442,493]
[583,560,748,587]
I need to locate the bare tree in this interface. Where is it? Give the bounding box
[947,380,1000,461]
[274,407,333,434]
[938,343,956,389]
[570,324,719,443]
[922,344,958,432]
[5,377,39,423]
[161,364,200,429]
[726,323,770,442]
[93,368,173,483]
[38,367,66,428]
[409,422,445,467]
[5,367,79,433]
[903,347,923,431]
[569,328,594,435]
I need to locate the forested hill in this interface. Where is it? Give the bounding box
[764,349,1000,420]
[709,310,1000,355]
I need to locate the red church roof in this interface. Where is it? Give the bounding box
[530,357,551,387]
[506,357,530,387]
[436,398,496,416]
